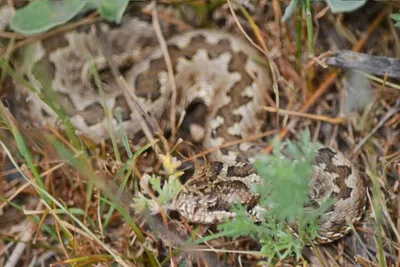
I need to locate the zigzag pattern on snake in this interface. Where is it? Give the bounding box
[14,18,367,244]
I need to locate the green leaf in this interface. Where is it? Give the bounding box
[10,0,87,36]
[88,0,129,23]
[391,13,400,22]
[324,0,367,13]
[10,0,130,36]
[395,22,400,28]
[282,0,299,22]
[300,128,311,145]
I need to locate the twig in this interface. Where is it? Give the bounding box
[262,106,345,124]
[151,1,178,142]
[327,50,400,79]
[185,129,278,162]
[305,50,334,70]
[0,31,23,39]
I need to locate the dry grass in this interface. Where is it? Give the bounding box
[1,0,400,266]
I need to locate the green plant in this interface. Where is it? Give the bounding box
[10,0,129,36]
[282,0,315,58]
[218,130,332,262]
[131,154,183,215]
[392,13,400,27]
[324,0,367,13]
[132,173,182,216]
[282,0,367,58]
[283,0,367,22]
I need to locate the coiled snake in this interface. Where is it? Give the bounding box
[14,18,366,244]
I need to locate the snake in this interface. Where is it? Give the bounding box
[13,18,367,244]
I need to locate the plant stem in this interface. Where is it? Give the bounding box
[304,0,314,57]
[296,6,302,71]
[371,171,387,267]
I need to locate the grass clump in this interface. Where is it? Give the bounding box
[218,130,332,262]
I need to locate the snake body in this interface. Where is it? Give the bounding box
[14,18,366,244]
[171,148,366,244]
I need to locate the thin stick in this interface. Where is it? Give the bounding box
[185,129,278,162]
[262,106,345,124]
[0,31,23,39]
[327,50,400,80]
[151,1,178,142]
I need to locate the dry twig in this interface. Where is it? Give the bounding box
[327,50,400,79]
[151,1,178,142]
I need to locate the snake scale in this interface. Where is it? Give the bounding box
[14,18,366,244]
